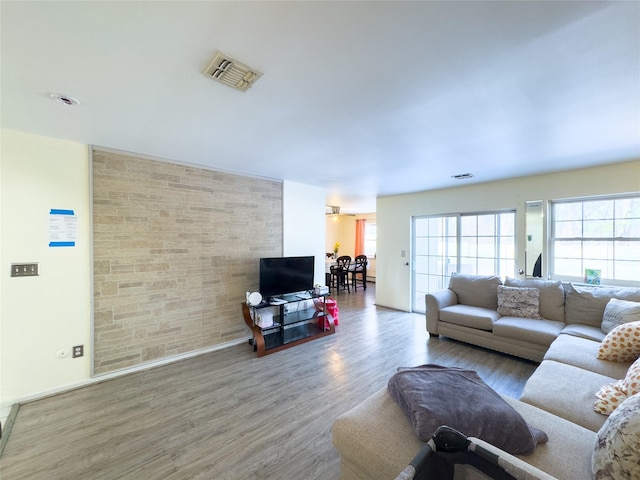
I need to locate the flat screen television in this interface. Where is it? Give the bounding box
[259,256,314,298]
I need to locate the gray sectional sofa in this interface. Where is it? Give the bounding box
[426,274,640,363]
[332,275,640,479]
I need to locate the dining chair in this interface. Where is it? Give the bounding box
[349,255,367,291]
[330,256,351,295]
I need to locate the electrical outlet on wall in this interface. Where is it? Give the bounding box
[72,345,84,358]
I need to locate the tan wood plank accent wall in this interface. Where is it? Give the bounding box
[92,150,282,374]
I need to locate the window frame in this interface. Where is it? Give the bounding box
[549,193,640,287]
[363,221,377,258]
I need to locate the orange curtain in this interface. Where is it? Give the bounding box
[355,219,366,256]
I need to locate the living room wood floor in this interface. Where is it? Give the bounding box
[1,285,537,480]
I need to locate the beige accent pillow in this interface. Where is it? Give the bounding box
[597,321,640,362]
[497,285,542,319]
[594,358,640,415]
[504,277,565,322]
[601,298,640,334]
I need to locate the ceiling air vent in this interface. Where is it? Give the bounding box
[203,51,262,92]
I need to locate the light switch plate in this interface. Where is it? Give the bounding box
[11,263,39,277]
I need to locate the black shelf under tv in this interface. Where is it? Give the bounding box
[242,292,335,357]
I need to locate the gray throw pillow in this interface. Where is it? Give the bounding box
[387,364,548,455]
[601,299,640,334]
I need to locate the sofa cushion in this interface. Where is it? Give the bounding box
[592,392,640,480]
[448,273,502,310]
[545,333,631,379]
[597,321,640,362]
[520,360,616,432]
[493,317,564,347]
[440,304,499,331]
[564,283,640,327]
[332,387,424,480]
[505,277,565,322]
[561,324,606,342]
[503,397,597,480]
[601,298,640,333]
[497,285,542,319]
[333,386,596,480]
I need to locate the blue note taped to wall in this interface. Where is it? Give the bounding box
[49,209,78,247]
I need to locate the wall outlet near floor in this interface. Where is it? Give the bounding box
[72,345,84,358]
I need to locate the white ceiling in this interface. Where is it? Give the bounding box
[2,1,639,213]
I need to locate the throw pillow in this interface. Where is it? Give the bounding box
[622,357,640,396]
[601,298,640,334]
[496,285,542,319]
[504,277,565,322]
[597,321,640,362]
[594,380,627,416]
[594,358,640,415]
[592,392,640,480]
[387,364,548,455]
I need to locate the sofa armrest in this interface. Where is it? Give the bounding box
[426,289,458,334]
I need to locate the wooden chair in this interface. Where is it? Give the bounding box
[349,255,367,291]
[329,256,351,295]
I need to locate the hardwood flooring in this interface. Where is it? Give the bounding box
[0,285,537,480]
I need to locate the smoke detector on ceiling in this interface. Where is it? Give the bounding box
[203,51,263,92]
[49,93,80,106]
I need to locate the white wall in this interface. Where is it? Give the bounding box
[325,215,355,257]
[376,161,640,311]
[1,130,91,419]
[0,133,329,420]
[283,181,327,286]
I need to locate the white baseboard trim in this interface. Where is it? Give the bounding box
[0,337,250,417]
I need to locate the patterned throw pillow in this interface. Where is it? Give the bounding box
[597,321,640,362]
[497,285,542,319]
[592,392,640,479]
[594,358,640,415]
[623,357,640,395]
[601,299,640,334]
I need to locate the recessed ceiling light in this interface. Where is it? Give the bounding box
[452,173,474,180]
[49,93,80,106]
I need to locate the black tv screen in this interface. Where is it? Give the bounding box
[259,256,315,297]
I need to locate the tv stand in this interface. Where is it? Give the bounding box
[242,293,335,357]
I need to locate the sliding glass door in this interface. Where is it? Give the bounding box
[412,211,515,313]
[412,216,457,312]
